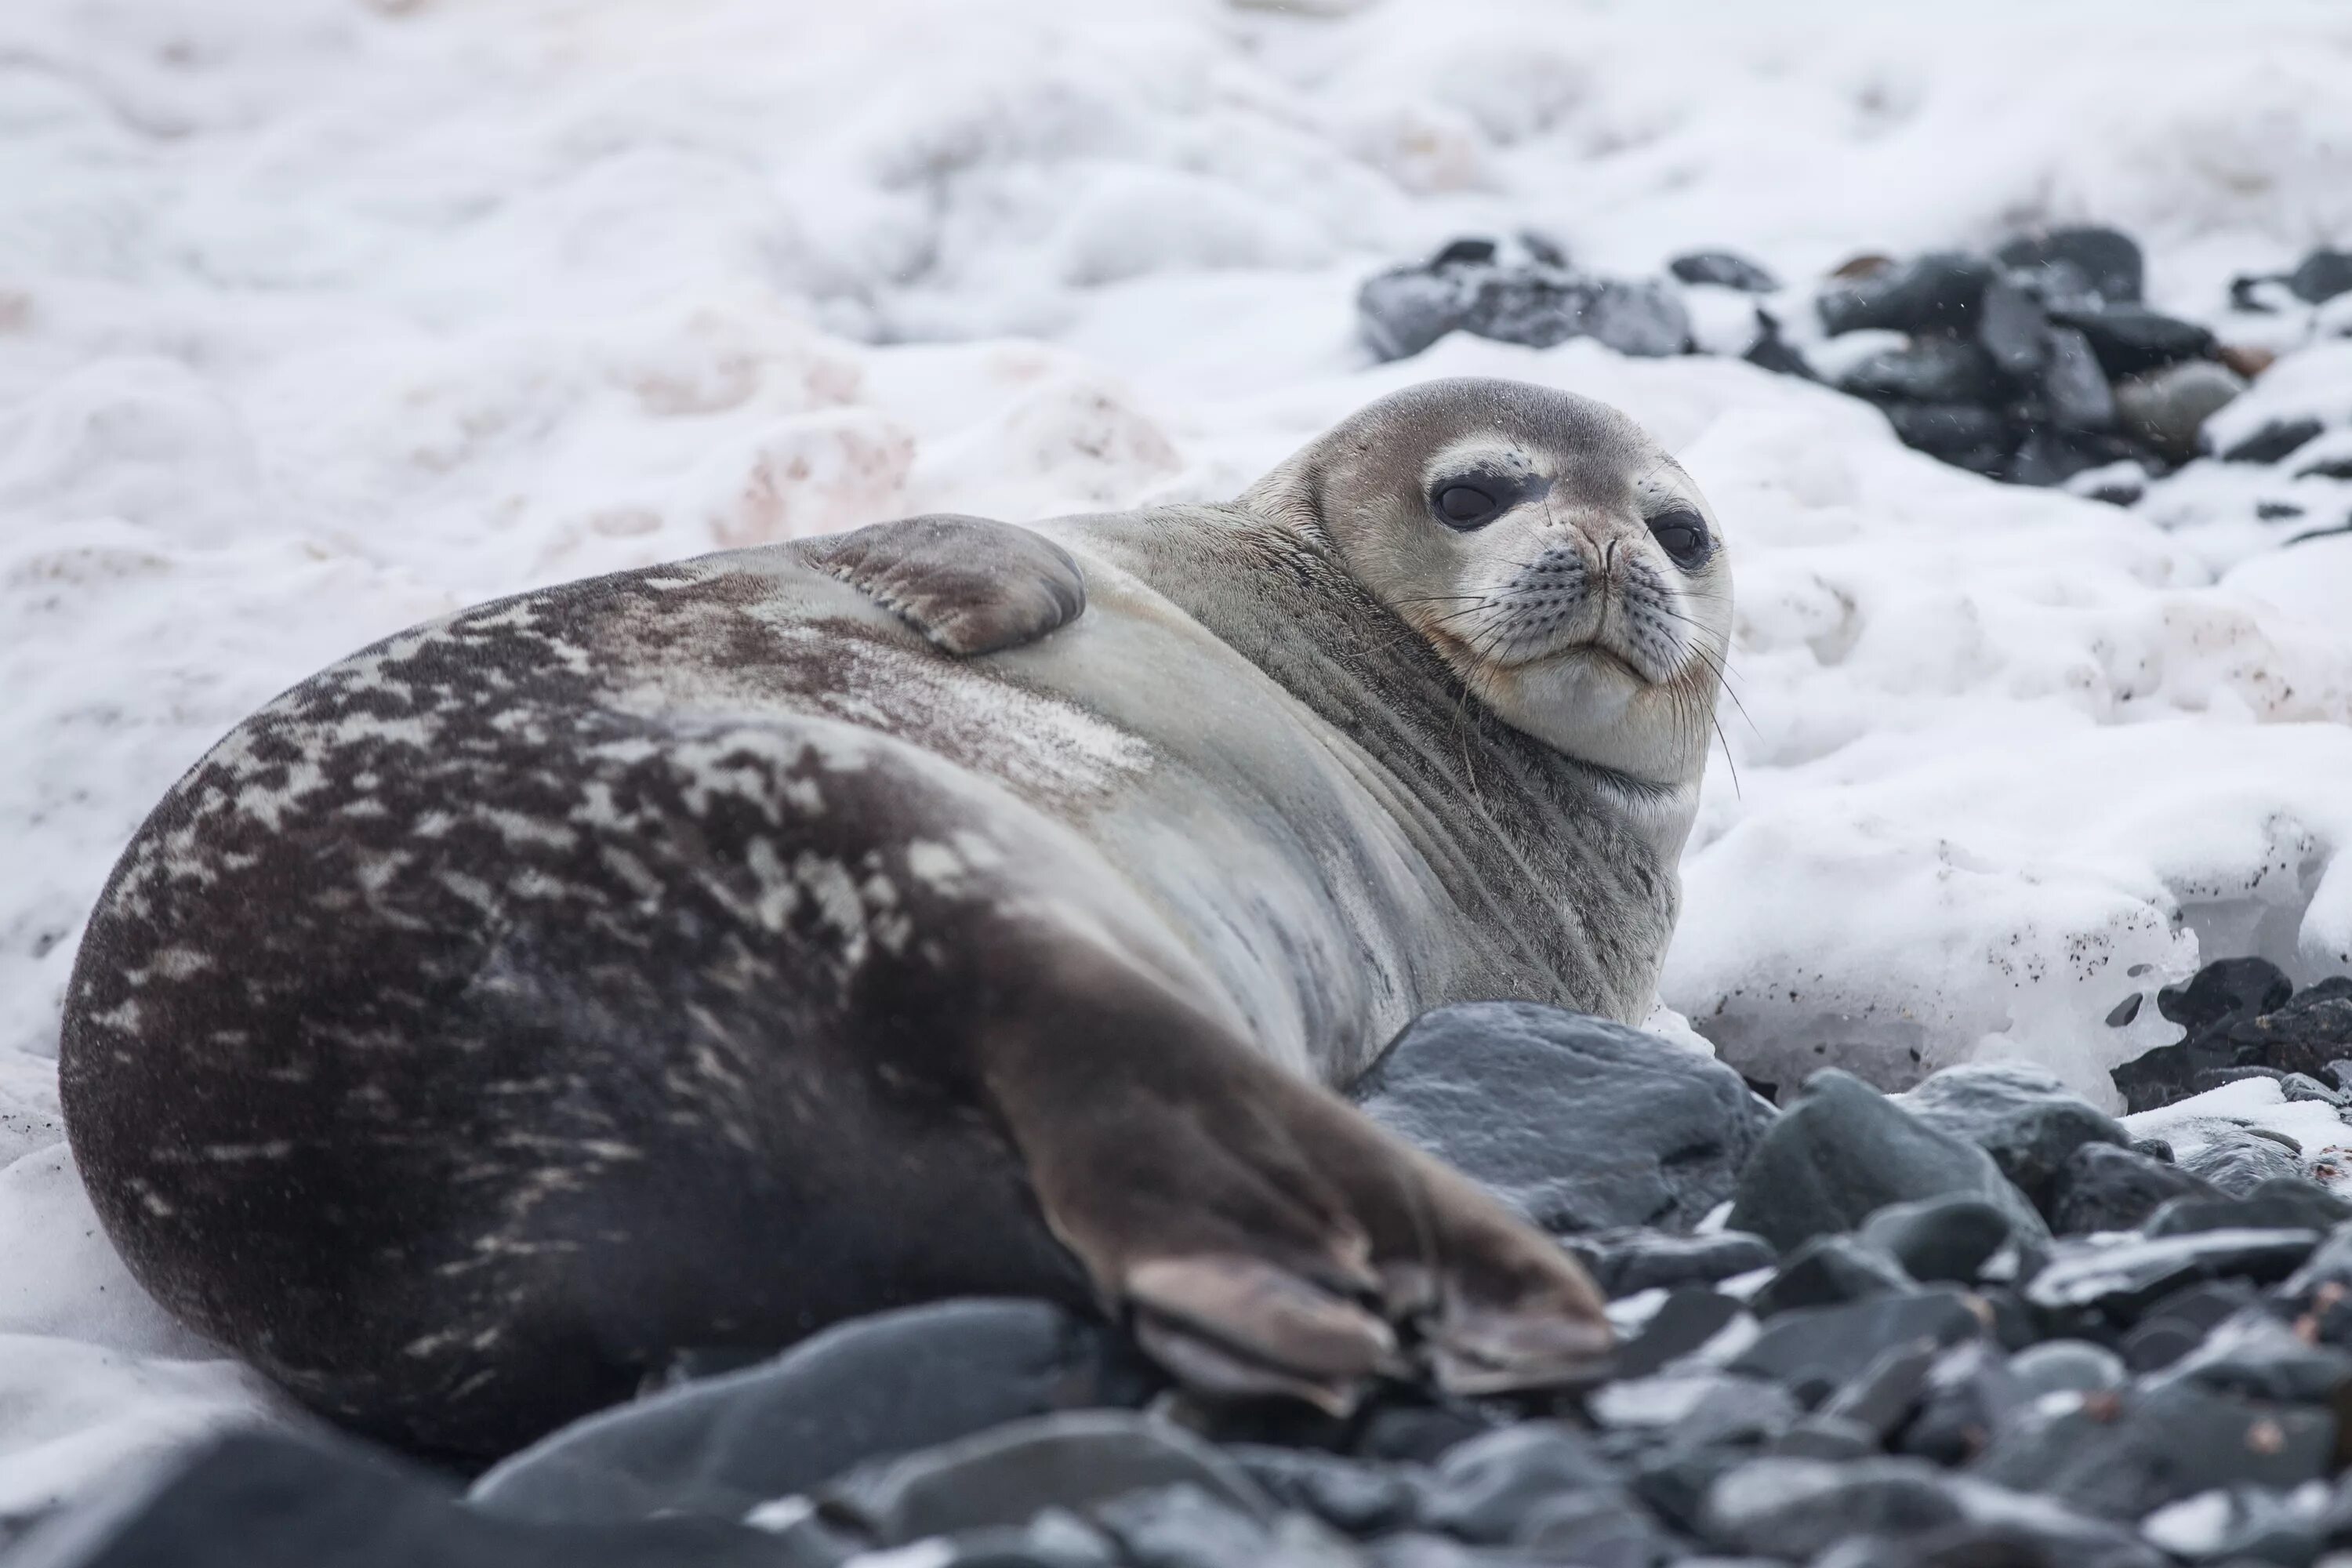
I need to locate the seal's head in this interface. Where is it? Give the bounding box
[1247,376,1731,793]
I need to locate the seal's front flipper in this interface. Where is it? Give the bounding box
[799,514,1086,657]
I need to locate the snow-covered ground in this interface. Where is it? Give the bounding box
[5,0,2352,1523]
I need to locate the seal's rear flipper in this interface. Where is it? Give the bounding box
[799,514,1086,657]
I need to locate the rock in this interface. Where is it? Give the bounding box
[1419,1423,1620,1544]
[2025,1230,2322,1319]
[2144,1486,2321,1566]
[1751,1236,1916,1317]
[1355,1003,1773,1236]
[470,1300,1147,1526]
[2114,361,2248,463]
[2281,1071,2343,1105]
[2046,301,2216,377]
[1357,265,1476,361]
[1978,275,2050,378]
[2179,1134,2305,1196]
[1819,1341,1940,1441]
[1700,1457,1966,1559]
[2145,1181,2352,1238]
[2217,343,2278,379]
[1884,402,2008,461]
[1456,267,1587,350]
[1898,1063,2131,1213]
[2296,452,2352,480]
[2039,326,2118,430]
[1662,1376,1806,1450]
[2069,460,2147,506]
[2167,958,2297,1033]
[1768,1415,1880,1461]
[1726,1070,2046,1252]
[1670,249,1779,292]
[1728,1290,1984,1403]
[1229,1448,1424,1538]
[1972,1381,2334,1522]
[1857,1196,2014,1284]
[1744,310,1817,379]
[2110,957,2317,1111]
[2007,1340,2127,1398]
[1570,278,1693,358]
[2159,1306,2352,1405]
[2048,1142,2220,1234]
[2192,976,2352,1083]
[2289,247,2352,305]
[1613,1288,1751,1379]
[1091,1483,1279,1568]
[1836,339,2001,403]
[816,1412,1272,1548]
[1563,1229,1777,1298]
[1997,227,2145,304]
[1513,1486,1675,1565]
[5,1428,793,1568]
[2221,416,2325,464]
[2122,1281,2260,1373]
[1894,1340,2024,1466]
[2005,426,2132,487]
[1817,252,1993,336]
[1351,1403,1497,1465]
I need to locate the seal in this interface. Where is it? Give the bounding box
[60,377,1732,1461]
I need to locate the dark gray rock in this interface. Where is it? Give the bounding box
[1613,1288,1751,1379]
[1573,278,1693,358]
[1744,311,1817,379]
[1457,268,1587,351]
[1358,266,1476,361]
[2122,1279,2261,1372]
[1360,1531,1558,1567]
[1512,1486,1673,1566]
[2006,1340,2126,1398]
[1725,1070,2046,1252]
[2183,976,2352,1086]
[2221,417,2326,464]
[1884,401,2009,459]
[1978,275,2050,379]
[2005,426,2129,486]
[1767,1415,1880,1461]
[5,1429,794,1568]
[2147,1485,2321,1566]
[1893,1341,2024,1466]
[1728,1290,1984,1403]
[1671,250,1779,292]
[1818,252,1994,336]
[1563,1229,1776,1299]
[816,1413,1272,1548]
[1819,1341,1940,1441]
[1750,1236,1916,1317]
[2167,958,2299,1034]
[1228,1448,1424,1538]
[1998,227,2145,304]
[1837,339,2000,403]
[470,1300,1145,1526]
[2158,1306,2352,1405]
[2146,1181,2352,1237]
[1857,1196,2014,1283]
[1972,1381,2334,1522]
[1898,1063,2130,1212]
[1091,1484,1277,1568]
[2048,1142,2219,1234]
[2025,1230,2322,1319]
[1664,1377,1806,1450]
[1355,1004,1773,1236]
[1421,1424,1620,1544]
[2114,361,2248,463]
[2180,1134,2306,1196]
[2111,958,2313,1111]
[2047,302,2216,377]
[1699,1457,1966,1560]
[2289,247,2352,305]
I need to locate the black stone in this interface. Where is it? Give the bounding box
[1664,1377,1806,1450]
[1817,252,1994,336]
[2027,1229,2321,1319]
[1751,1236,1916,1317]
[1837,339,2001,403]
[1729,1290,1984,1400]
[1898,1063,2130,1213]
[2222,417,2326,464]
[1357,267,1476,361]
[2045,302,2216,378]
[1725,1070,2046,1252]
[1354,1004,1774,1236]
[1227,1448,1424,1538]
[2180,1134,2305,1197]
[2005,426,2125,486]
[2165,958,2297,1034]
[1743,310,1817,379]
[1613,1289,1751,1379]
[1857,1196,2014,1284]
[470,1301,1148,1526]
[1972,1381,2333,1521]
[1671,250,1779,293]
[1885,401,2009,458]
[1420,1423,1621,1544]
[2048,1142,2219,1235]
[1092,1484,1278,1568]
[1699,1457,1967,1560]
[2198,976,2352,1083]
[2110,958,2329,1112]
[1819,1341,1940,1441]
[2159,1306,2352,1405]
[1767,1415,1880,1461]
[2122,1280,2261,1373]
[1563,1229,1777,1299]
[1997,227,2145,305]
[2296,452,2352,481]
[5,1428,794,1568]
[1894,1341,2024,1467]
[1351,1402,1500,1465]
[2006,1340,2126,1398]
[1978,275,2050,379]
[1513,1487,1674,1566]
[2289,247,2352,305]
[2145,1180,2352,1238]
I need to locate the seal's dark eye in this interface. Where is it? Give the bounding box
[1434,485,1500,528]
[1648,508,1711,568]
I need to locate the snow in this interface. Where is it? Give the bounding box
[4,0,2352,1523]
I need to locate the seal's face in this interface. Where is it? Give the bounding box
[1252,377,1733,792]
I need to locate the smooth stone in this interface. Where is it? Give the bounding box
[1767,1414,1880,1461]
[2166,960,2299,1034]
[2289,248,2352,305]
[2180,1134,2307,1197]
[2157,1306,2352,1405]
[1564,1229,1777,1298]
[1884,401,2009,458]
[1699,1457,1966,1560]
[1835,339,2000,403]
[5,1429,795,1568]
[2039,325,2119,430]
[1613,1288,1750,1378]
[1357,266,1475,361]
[1728,1290,1984,1403]
[2048,1142,2221,1234]
[1355,1004,1773,1236]
[2143,1485,2321,1566]
[2115,361,2248,463]
[1511,1486,1672,1566]
[1743,311,1817,379]
[1998,227,2145,304]
[1978,274,2050,378]
[2146,1181,2352,1238]
[1573,278,1693,358]
[470,1300,1146,1526]
[815,1412,1273,1548]
[1894,1341,2024,1467]
[1360,1531,1556,1567]
[1817,252,1993,336]
[1090,1483,1279,1568]
[2005,426,2129,485]
[2221,417,2326,465]
[1351,1404,1499,1465]
[2047,301,2216,377]
[2007,1340,2127,1397]
[1750,1236,1916,1317]
[1819,1340,1940,1440]
[1858,1196,2014,1283]
[1892,1062,2132,1205]
[1725,1070,2046,1253]
[1229,1448,1425,1538]
[928,1512,1120,1568]
[2179,977,2352,1085]
[1971,1382,2333,1522]
[1670,250,1779,292]
[2122,1280,2261,1373]
[2024,1230,2321,1318]
[1420,1424,1621,1544]
[1663,1377,1804,1450]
